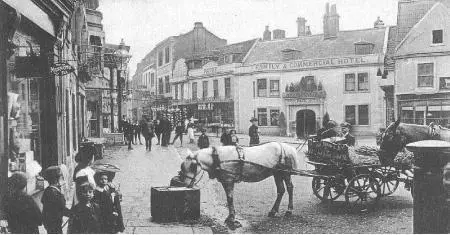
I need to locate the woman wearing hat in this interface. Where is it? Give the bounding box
[249,117,260,146]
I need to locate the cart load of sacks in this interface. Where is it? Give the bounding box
[306,139,413,168]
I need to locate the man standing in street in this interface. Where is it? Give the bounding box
[134,122,142,145]
[140,116,154,151]
[160,116,172,147]
[154,118,162,145]
[249,117,260,146]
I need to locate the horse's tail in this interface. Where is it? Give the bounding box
[280,143,300,170]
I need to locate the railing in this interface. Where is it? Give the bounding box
[172,96,233,105]
[282,90,327,99]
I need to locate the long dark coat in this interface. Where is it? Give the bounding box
[249,125,260,145]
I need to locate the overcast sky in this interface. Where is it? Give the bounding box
[99,0,399,77]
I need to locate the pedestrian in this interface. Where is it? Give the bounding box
[93,172,125,233]
[72,145,97,206]
[70,182,103,234]
[41,166,71,234]
[230,129,239,146]
[171,122,185,146]
[154,119,162,145]
[187,119,195,144]
[197,129,210,149]
[161,117,172,147]
[249,117,260,146]
[140,117,153,151]
[134,122,142,145]
[3,172,42,234]
[123,120,133,150]
[220,127,231,146]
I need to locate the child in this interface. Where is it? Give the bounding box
[220,128,231,146]
[93,172,125,234]
[197,129,210,149]
[70,182,103,234]
[41,166,71,234]
[230,130,239,146]
[4,172,42,234]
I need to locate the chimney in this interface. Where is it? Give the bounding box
[374,16,385,28]
[323,3,330,39]
[297,17,307,37]
[324,3,339,39]
[273,29,286,39]
[263,25,272,41]
[306,26,311,36]
[194,22,203,28]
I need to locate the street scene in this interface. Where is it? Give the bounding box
[1,0,450,234]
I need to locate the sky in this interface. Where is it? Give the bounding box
[98,0,399,77]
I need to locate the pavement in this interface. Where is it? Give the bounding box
[96,139,213,234]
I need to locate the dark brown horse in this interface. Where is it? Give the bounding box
[378,120,446,164]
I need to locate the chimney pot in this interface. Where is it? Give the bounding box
[194,22,203,28]
[263,25,272,41]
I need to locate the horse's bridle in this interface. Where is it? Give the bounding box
[178,156,205,188]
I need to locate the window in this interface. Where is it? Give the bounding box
[418,63,434,87]
[225,77,231,98]
[357,73,369,91]
[180,83,184,99]
[232,54,240,63]
[440,77,450,89]
[345,105,370,125]
[270,109,280,126]
[303,76,316,91]
[257,79,267,97]
[213,80,219,98]
[223,55,231,64]
[358,105,369,125]
[192,82,197,99]
[269,80,280,97]
[165,47,170,63]
[257,108,268,126]
[165,76,170,93]
[174,84,178,100]
[151,73,155,87]
[158,51,163,66]
[355,43,374,55]
[345,74,356,91]
[158,77,163,94]
[202,81,208,98]
[433,30,443,44]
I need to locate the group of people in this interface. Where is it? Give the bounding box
[317,120,355,146]
[3,145,124,234]
[220,128,239,146]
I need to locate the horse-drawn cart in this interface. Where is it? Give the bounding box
[303,137,413,211]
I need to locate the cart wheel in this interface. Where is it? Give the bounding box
[373,167,400,196]
[344,174,381,212]
[312,177,345,202]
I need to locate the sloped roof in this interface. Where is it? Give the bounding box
[245,27,386,64]
[396,0,436,42]
[187,38,258,62]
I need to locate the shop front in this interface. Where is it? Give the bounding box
[398,93,450,127]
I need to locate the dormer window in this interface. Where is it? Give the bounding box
[282,49,302,61]
[354,40,374,55]
[433,30,443,44]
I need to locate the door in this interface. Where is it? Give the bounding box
[296,109,316,137]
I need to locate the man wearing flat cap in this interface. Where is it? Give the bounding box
[339,122,355,146]
[249,117,260,146]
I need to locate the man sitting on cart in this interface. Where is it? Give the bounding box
[337,122,355,146]
[318,120,339,140]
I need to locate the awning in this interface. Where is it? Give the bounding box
[3,0,55,37]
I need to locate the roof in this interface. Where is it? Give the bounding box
[244,27,387,64]
[396,0,436,42]
[187,38,258,63]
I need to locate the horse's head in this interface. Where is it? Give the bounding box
[176,149,203,187]
[379,120,406,165]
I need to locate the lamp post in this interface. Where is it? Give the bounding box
[114,39,131,132]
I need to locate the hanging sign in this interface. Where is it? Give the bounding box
[50,62,75,76]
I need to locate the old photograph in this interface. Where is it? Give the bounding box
[0,0,449,234]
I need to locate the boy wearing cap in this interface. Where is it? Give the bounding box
[249,117,260,146]
[41,166,71,234]
[197,129,210,149]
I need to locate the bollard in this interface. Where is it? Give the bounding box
[406,140,450,234]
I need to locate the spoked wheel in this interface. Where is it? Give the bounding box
[312,177,346,202]
[373,166,400,196]
[344,174,381,212]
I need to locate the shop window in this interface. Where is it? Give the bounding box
[225,78,231,98]
[158,78,163,94]
[357,73,369,91]
[192,82,198,99]
[158,51,163,66]
[165,47,170,64]
[439,77,450,89]
[202,81,208,98]
[257,108,268,126]
[345,73,356,91]
[270,109,280,126]
[269,80,280,97]
[165,76,170,93]
[345,105,369,125]
[418,63,434,87]
[257,79,267,97]
[432,30,443,44]
[213,80,219,98]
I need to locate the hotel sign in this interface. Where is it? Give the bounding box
[252,55,378,72]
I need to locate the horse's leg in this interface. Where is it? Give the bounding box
[268,173,285,217]
[283,173,294,217]
[221,182,241,229]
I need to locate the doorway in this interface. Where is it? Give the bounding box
[296,109,316,137]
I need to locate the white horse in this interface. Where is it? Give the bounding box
[175,142,300,229]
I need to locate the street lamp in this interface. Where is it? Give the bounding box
[114,39,131,132]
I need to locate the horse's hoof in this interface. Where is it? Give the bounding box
[268,211,277,217]
[285,211,293,217]
[225,219,241,230]
[233,220,242,228]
